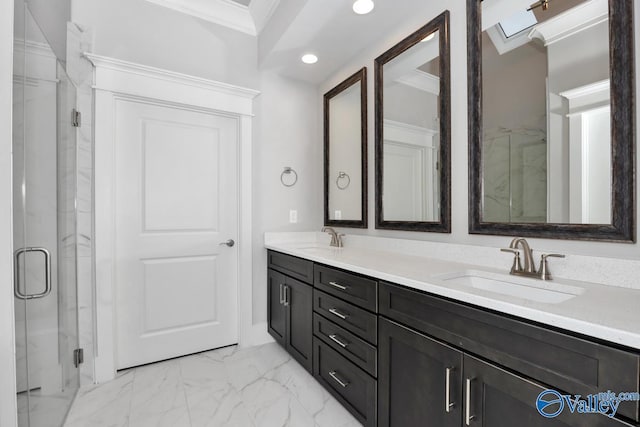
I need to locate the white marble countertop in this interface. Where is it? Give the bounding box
[265,234,640,351]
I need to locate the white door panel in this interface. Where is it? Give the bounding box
[115,100,238,369]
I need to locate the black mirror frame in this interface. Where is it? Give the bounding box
[468,0,636,242]
[324,67,368,228]
[375,11,451,232]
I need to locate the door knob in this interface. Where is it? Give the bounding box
[219,239,235,247]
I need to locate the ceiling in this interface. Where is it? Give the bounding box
[144,0,453,84]
[259,0,451,84]
[143,0,278,35]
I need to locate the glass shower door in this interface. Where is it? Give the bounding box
[13,2,80,426]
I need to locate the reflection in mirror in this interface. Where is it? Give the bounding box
[324,68,367,228]
[468,0,635,241]
[482,0,610,224]
[375,11,450,232]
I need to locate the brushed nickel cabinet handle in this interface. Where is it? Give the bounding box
[328,371,349,388]
[328,308,348,320]
[445,367,455,413]
[466,378,476,425]
[328,281,348,291]
[328,334,349,348]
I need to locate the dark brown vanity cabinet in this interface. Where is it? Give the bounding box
[378,318,462,427]
[312,264,379,427]
[267,251,639,427]
[267,253,313,373]
[379,282,639,427]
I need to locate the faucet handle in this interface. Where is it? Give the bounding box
[538,253,565,280]
[541,253,565,260]
[500,248,522,274]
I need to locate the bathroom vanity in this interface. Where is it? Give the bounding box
[265,240,640,427]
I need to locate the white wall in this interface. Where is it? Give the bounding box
[319,0,640,261]
[72,0,259,88]
[72,0,321,330]
[252,70,321,324]
[328,84,362,221]
[0,0,18,424]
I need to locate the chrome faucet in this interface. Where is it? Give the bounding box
[322,227,344,248]
[500,237,565,280]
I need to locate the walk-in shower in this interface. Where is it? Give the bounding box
[13,1,81,425]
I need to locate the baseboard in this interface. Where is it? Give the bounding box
[239,322,274,348]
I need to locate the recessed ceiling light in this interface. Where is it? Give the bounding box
[353,0,374,15]
[301,54,318,64]
[421,33,436,42]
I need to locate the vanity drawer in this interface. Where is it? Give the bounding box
[313,313,377,377]
[380,282,640,422]
[314,264,378,312]
[267,250,313,284]
[313,338,377,427]
[314,290,377,345]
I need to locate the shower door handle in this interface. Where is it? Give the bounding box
[14,247,52,300]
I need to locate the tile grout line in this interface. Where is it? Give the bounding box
[125,368,136,427]
[223,347,258,427]
[177,358,194,427]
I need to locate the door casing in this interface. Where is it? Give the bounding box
[88,54,263,383]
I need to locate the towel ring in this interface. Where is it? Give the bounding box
[336,171,350,190]
[281,167,298,187]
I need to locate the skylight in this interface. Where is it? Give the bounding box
[499,10,538,38]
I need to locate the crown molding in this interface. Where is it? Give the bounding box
[396,70,440,95]
[560,79,610,101]
[13,38,56,58]
[84,53,260,99]
[528,0,607,46]
[145,0,256,35]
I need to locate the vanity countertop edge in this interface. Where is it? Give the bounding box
[264,238,640,351]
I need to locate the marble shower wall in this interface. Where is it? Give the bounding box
[66,22,95,386]
[483,129,547,223]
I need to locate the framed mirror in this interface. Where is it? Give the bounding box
[468,0,635,241]
[324,67,368,228]
[375,11,451,232]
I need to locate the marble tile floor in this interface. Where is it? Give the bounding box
[64,342,362,427]
[18,388,76,427]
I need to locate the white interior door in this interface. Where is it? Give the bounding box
[114,99,239,369]
[383,141,426,221]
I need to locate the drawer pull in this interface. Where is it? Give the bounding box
[328,371,350,388]
[328,281,348,291]
[445,367,455,413]
[328,334,350,348]
[328,308,348,320]
[465,378,476,425]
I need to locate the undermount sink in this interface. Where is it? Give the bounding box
[435,270,584,304]
[296,246,342,254]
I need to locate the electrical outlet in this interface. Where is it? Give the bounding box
[289,209,298,223]
[334,210,342,220]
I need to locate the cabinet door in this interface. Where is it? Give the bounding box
[286,276,313,372]
[378,318,462,427]
[464,355,633,427]
[267,269,286,346]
